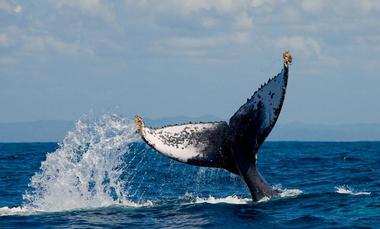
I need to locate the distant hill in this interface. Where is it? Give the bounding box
[0,116,220,143]
[0,120,73,143]
[0,117,380,142]
[143,115,221,128]
[270,123,380,141]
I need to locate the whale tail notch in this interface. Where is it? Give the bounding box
[136,52,292,201]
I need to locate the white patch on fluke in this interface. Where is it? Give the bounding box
[142,122,223,162]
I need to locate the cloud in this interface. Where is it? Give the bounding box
[23,35,94,56]
[1,0,379,65]
[276,36,321,57]
[0,0,22,14]
[160,32,249,50]
[1,0,380,124]
[302,0,324,12]
[0,33,10,47]
[52,0,116,25]
[151,0,244,15]
[14,4,21,13]
[354,35,380,52]
[123,0,266,58]
[235,12,253,29]
[357,0,380,12]
[171,0,277,14]
[151,31,250,62]
[249,0,276,8]
[0,26,94,65]
[124,0,259,30]
[0,56,16,65]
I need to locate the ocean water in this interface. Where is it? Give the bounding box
[0,115,379,228]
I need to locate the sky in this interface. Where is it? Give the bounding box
[0,0,379,125]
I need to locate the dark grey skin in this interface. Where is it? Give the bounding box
[137,54,291,201]
[226,65,289,201]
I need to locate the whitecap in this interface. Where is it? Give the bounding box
[257,196,270,203]
[193,195,251,205]
[181,193,251,205]
[335,185,370,196]
[273,185,303,198]
[0,207,38,216]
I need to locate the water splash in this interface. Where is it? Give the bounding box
[0,206,35,216]
[181,193,251,205]
[0,114,306,216]
[180,185,303,205]
[193,195,251,205]
[335,185,371,196]
[276,187,303,198]
[20,114,151,213]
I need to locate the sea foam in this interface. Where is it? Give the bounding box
[335,185,371,196]
[193,195,251,205]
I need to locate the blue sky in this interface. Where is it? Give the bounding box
[0,0,379,124]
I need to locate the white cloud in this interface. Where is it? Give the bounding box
[14,4,21,13]
[201,17,218,28]
[249,0,276,8]
[1,0,378,66]
[53,0,116,25]
[354,35,380,52]
[357,0,380,12]
[302,0,324,12]
[155,32,249,59]
[235,12,253,29]
[163,32,249,50]
[153,0,238,15]
[0,26,93,60]
[22,35,94,56]
[55,0,102,13]
[0,0,12,12]
[123,0,277,31]
[282,6,302,22]
[276,36,321,57]
[143,0,276,20]
[123,0,265,58]
[0,33,10,47]
[0,0,22,14]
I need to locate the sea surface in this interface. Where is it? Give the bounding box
[0,115,379,228]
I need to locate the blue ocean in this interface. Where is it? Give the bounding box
[0,115,379,228]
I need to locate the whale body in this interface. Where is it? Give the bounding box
[135,52,292,201]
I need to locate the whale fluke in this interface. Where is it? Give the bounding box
[136,52,292,201]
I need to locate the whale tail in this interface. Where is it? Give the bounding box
[136,52,292,201]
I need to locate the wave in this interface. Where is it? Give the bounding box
[274,185,303,198]
[193,195,251,205]
[0,207,36,216]
[182,186,304,205]
[256,186,303,203]
[335,185,371,196]
[0,201,154,217]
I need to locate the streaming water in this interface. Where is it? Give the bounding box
[21,114,150,212]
